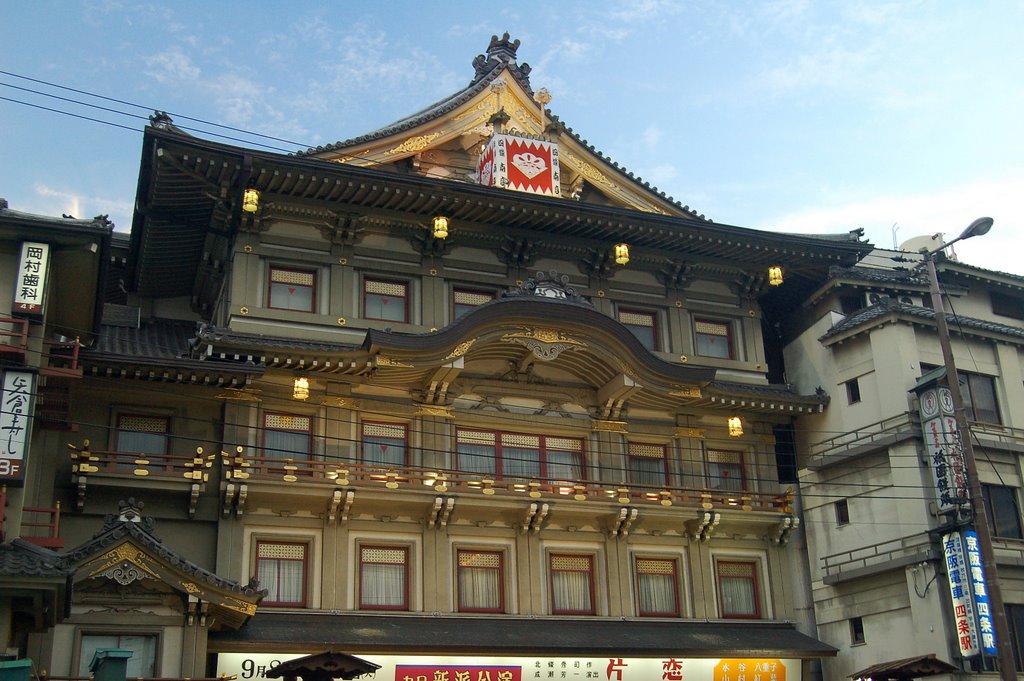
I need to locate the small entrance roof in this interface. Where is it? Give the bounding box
[850,653,960,680]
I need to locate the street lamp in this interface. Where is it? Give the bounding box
[921,217,1016,679]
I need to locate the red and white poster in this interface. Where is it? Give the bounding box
[477,134,561,197]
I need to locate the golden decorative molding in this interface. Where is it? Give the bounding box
[445,339,476,360]
[501,327,588,361]
[221,597,258,616]
[386,132,443,156]
[181,581,203,594]
[88,543,158,580]
[452,95,499,121]
[216,388,262,402]
[593,419,628,434]
[675,427,706,439]
[376,355,414,368]
[561,152,621,192]
[416,405,454,418]
[669,385,702,399]
[321,396,355,409]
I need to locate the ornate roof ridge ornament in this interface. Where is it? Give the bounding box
[501,270,593,306]
[471,33,532,91]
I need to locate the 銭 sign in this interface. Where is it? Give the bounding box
[477,134,561,197]
[12,242,51,320]
[0,370,36,484]
[919,386,968,513]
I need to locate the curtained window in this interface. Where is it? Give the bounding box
[360,545,409,610]
[619,308,658,351]
[268,267,316,312]
[983,485,1023,539]
[116,414,168,454]
[453,289,494,320]
[628,443,668,487]
[706,448,746,492]
[79,634,156,676]
[550,554,595,615]
[456,430,584,483]
[635,557,680,617]
[716,559,761,618]
[457,549,504,612]
[255,541,307,607]
[361,422,407,468]
[365,279,408,322]
[695,319,733,359]
[263,413,311,460]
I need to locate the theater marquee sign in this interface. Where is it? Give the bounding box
[217,653,796,681]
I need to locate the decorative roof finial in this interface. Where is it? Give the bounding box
[486,32,521,64]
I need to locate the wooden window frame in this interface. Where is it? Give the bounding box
[267,266,317,313]
[627,442,669,487]
[358,544,410,611]
[983,484,1023,539]
[361,421,409,467]
[456,548,506,614]
[715,559,762,619]
[455,428,585,482]
[549,552,596,615]
[619,307,659,351]
[453,288,495,320]
[254,540,308,608]
[364,277,409,323]
[835,499,850,526]
[850,616,866,645]
[694,318,734,360]
[262,412,313,459]
[115,413,170,455]
[634,556,680,617]
[705,448,747,492]
[845,378,861,404]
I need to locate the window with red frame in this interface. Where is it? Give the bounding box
[364,278,408,322]
[716,559,761,618]
[635,557,680,617]
[263,413,312,460]
[627,443,668,487]
[361,422,407,467]
[268,267,316,312]
[116,414,169,455]
[453,288,495,320]
[550,553,595,614]
[457,549,504,613]
[695,318,733,359]
[706,448,745,492]
[456,430,583,482]
[619,308,658,351]
[255,541,307,607]
[359,545,409,610]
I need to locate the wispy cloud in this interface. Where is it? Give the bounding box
[144,48,201,83]
[33,184,133,230]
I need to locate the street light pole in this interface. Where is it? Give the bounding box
[922,217,1016,680]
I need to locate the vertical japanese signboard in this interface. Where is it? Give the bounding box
[0,370,36,484]
[477,134,561,197]
[963,530,998,655]
[943,531,980,656]
[12,242,51,320]
[919,386,968,513]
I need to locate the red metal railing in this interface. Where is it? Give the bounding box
[20,502,62,548]
[0,316,29,359]
[41,336,81,376]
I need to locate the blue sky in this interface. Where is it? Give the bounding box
[2,1,1022,273]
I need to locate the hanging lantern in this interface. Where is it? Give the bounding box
[728,416,743,437]
[293,376,310,400]
[242,188,261,214]
[614,243,630,265]
[768,265,784,286]
[433,215,449,239]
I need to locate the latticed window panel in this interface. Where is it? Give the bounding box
[363,422,406,439]
[551,555,592,572]
[706,449,741,464]
[695,320,730,336]
[459,551,501,568]
[365,279,407,297]
[257,542,306,560]
[362,546,407,564]
[117,415,168,433]
[546,437,583,452]
[636,558,676,575]
[619,310,655,327]
[717,561,755,578]
[629,443,666,459]
[270,268,315,287]
[454,290,493,306]
[502,433,540,448]
[265,414,311,432]
[458,430,496,446]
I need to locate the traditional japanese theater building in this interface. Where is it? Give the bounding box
[2,34,880,681]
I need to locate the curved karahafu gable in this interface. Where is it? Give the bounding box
[57,499,263,630]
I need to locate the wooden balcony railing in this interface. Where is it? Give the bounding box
[0,316,29,361]
[220,447,794,514]
[20,501,63,549]
[41,336,82,377]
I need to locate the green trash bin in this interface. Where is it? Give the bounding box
[89,649,133,681]
[0,659,32,681]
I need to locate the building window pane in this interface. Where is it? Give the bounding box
[635,557,679,617]
[116,414,168,454]
[716,560,760,618]
[835,499,850,526]
[846,378,861,404]
[695,319,733,359]
[628,443,668,487]
[457,430,496,476]
[619,309,658,351]
[850,616,866,644]
[1007,603,1024,672]
[365,279,408,322]
[456,430,585,483]
[362,422,407,467]
[962,372,1000,425]
[454,289,494,320]
[983,485,1023,539]
[360,545,408,610]
[263,413,311,460]
[706,449,745,492]
[268,267,316,312]
[79,634,156,677]
[255,541,307,607]
[550,554,595,615]
[457,550,504,613]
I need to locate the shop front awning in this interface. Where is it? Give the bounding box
[210,613,836,659]
[849,653,959,679]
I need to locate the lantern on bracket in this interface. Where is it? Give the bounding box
[242,188,261,214]
[768,265,784,286]
[293,376,310,401]
[433,215,450,239]
[728,416,743,437]
[614,243,630,266]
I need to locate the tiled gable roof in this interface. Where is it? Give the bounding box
[820,297,1024,342]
